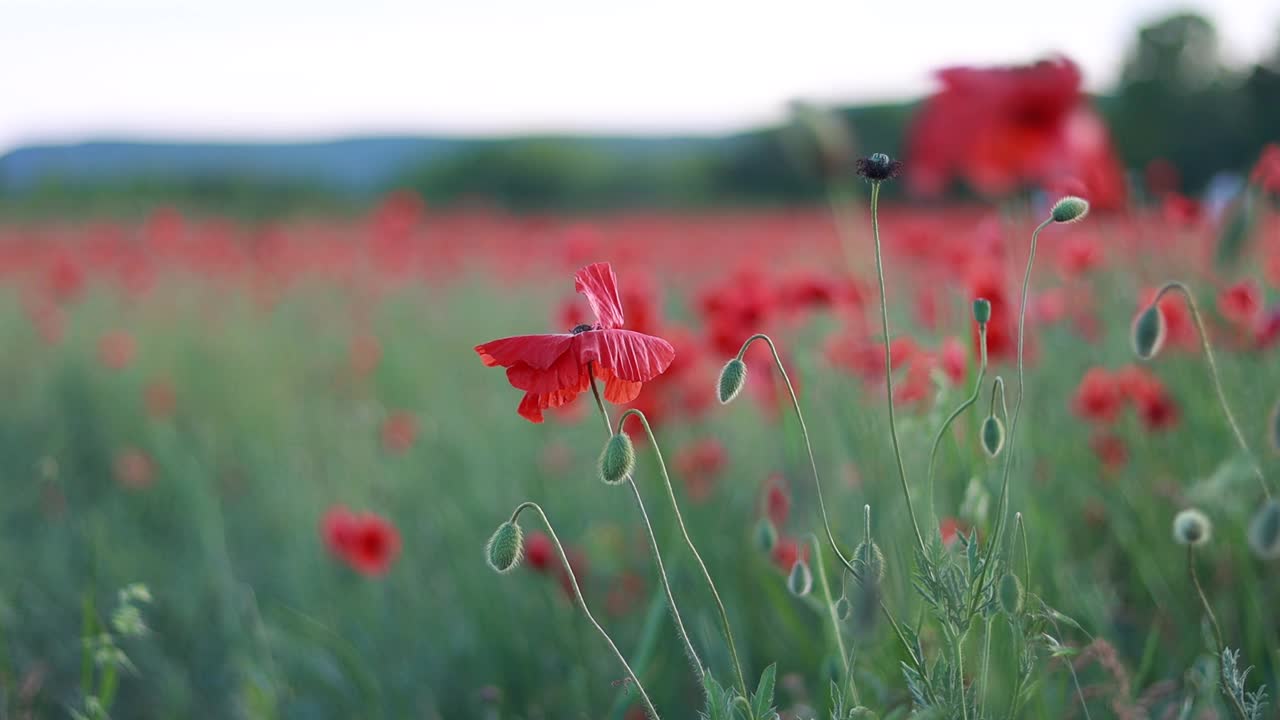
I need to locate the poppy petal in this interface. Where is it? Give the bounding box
[476,334,575,370]
[506,351,589,395]
[579,329,675,383]
[574,263,626,330]
[598,367,643,404]
[517,385,587,423]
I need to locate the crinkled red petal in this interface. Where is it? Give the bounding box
[475,334,575,369]
[574,262,626,330]
[575,329,675,383]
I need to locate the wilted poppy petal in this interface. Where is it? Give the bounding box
[517,385,587,423]
[506,351,588,394]
[597,367,643,404]
[476,334,575,370]
[575,263,626,330]
[583,329,675,383]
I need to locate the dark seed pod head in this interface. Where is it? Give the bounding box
[1248,499,1280,560]
[855,153,903,182]
[998,573,1025,616]
[718,358,748,405]
[754,518,778,552]
[980,415,1006,458]
[787,559,813,597]
[598,433,635,485]
[1172,508,1212,546]
[485,520,524,573]
[973,298,992,325]
[1051,196,1090,224]
[834,595,851,621]
[1131,305,1167,360]
[852,540,886,586]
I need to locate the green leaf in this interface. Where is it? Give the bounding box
[751,663,777,718]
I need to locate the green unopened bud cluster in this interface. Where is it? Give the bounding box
[1051,196,1090,224]
[599,433,635,485]
[718,358,748,404]
[1132,305,1166,360]
[486,520,525,573]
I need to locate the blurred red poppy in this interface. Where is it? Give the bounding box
[1073,368,1122,424]
[1251,143,1280,194]
[1218,279,1263,328]
[475,262,676,422]
[381,411,419,454]
[114,448,155,490]
[321,506,401,577]
[525,530,555,573]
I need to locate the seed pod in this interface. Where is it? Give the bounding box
[1051,196,1090,224]
[1131,305,1166,360]
[852,540,885,586]
[787,559,813,597]
[754,518,778,552]
[980,415,1005,458]
[973,298,992,325]
[834,595,851,621]
[1248,499,1280,560]
[485,521,524,573]
[998,573,1025,616]
[718,358,748,404]
[1172,508,1212,546]
[598,433,635,485]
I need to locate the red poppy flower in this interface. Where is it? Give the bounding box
[475,263,676,423]
[1251,143,1280,194]
[764,474,791,527]
[525,530,555,573]
[770,536,810,572]
[1073,368,1122,424]
[320,506,401,577]
[939,517,966,549]
[381,411,418,454]
[1090,432,1129,470]
[1218,280,1262,328]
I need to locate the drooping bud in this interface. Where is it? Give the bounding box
[973,298,992,325]
[1051,196,1090,224]
[599,433,635,485]
[852,540,885,586]
[1172,508,1212,546]
[998,573,1025,616]
[485,520,524,573]
[1247,499,1280,560]
[980,415,1005,458]
[787,559,813,597]
[1131,305,1166,360]
[754,518,778,552]
[834,595,851,621]
[718,358,748,405]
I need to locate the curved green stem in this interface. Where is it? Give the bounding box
[510,501,661,719]
[736,334,859,579]
[616,408,746,697]
[927,324,989,533]
[869,181,926,554]
[810,534,859,705]
[587,372,705,684]
[1153,282,1272,499]
[1187,546,1250,720]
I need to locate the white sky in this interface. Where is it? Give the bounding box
[1,0,1277,153]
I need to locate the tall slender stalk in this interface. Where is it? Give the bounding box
[587,369,705,684]
[810,534,859,704]
[869,181,926,554]
[510,501,661,719]
[1154,281,1273,499]
[927,323,989,529]
[1187,546,1250,720]
[616,408,747,696]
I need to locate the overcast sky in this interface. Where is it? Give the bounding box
[1,0,1277,153]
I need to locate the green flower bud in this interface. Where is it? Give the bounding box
[718,358,748,405]
[1248,499,1280,560]
[787,560,813,597]
[852,540,885,586]
[598,433,635,485]
[1131,305,1166,360]
[973,298,992,325]
[834,595,851,621]
[998,573,1024,616]
[485,521,524,573]
[980,415,1005,458]
[754,518,778,552]
[1172,508,1212,547]
[1051,196,1090,224]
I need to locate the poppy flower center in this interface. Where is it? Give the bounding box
[571,323,596,334]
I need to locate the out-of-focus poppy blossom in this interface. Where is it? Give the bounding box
[764,474,791,527]
[525,530,555,573]
[98,330,136,370]
[381,411,418,454]
[114,448,155,490]
[770,536,810,573]
[144,379,177,419]
[475,263,676,423]
[675,438,726,503]
[1218,279,1263,328]
[1251,143,1280,194]
[1073,368,1123,424]
[1090,432,1129,470]
[321,506,401,577]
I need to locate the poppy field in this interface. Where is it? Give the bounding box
[5,64,1280,720]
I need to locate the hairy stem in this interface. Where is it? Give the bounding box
[810,534,859,705]
[1154,282,1272,499]
[927,324,989,533]
[511,501,661,719]
[617,408,746,697]
[587,370,705,684]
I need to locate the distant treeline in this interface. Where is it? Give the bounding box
[2,12,1277,217]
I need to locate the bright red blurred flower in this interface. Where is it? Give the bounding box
[98,330,136,370]
[675,438,726,503]
[939,517,965,549]
[1160,193,1202,227]
[940,337,967,385]
[1073,368,1122,424]
[475,263,676,423]
[114,448,155,490]
[525,530,555,572]
[1218,279,1263,328]
[764,474,791,527]
[1251,143,1280,194]
[381,411,418,454]
[1116,365,1179,431]
[770,536,810,572]
[1139,288,1194,351]
[966,264,1014,360]
[1055,234,1102,278]
[321,506,401,577]
[1090,432,1128,470]
[907,56,1126,209]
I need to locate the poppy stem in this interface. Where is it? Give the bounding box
[1187,546,1250,720]
[808,533,859,705]
[510,502,662,720]
[868,180,927,555]
[735,333,861,580]
[926,323,989,534]
[617,408,748,698]
[586,367,706,685]
[1154,281,1272,500]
